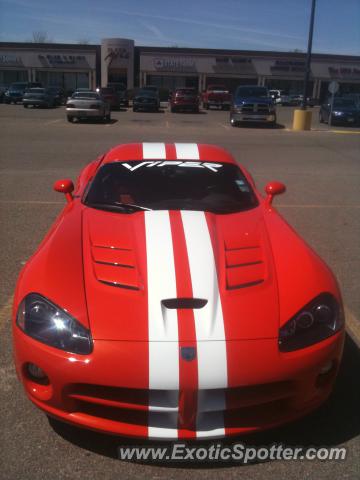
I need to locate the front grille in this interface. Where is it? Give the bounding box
[240,103,270,113]
[66,381,294,429]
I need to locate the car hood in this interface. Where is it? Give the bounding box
[82,207,280,341]
[234,97,273,105]
[333,106,358,114]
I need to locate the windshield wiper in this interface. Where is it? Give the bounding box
[87,202,152,212]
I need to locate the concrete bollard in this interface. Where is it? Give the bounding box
[292,109,312,131]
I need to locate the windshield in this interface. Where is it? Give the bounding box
[138,90,157,97]
[84,161,258,214]
[176,89,197,95]
[101,88,115,94]
[27,88,45,94]
[334,98,356,108]
[72,92,100,100]
[10,83,27,91]
[236,87,268,98]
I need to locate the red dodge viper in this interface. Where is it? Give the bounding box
[12,143,345,439]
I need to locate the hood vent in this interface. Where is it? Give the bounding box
[91,244,140,290]
[162,298,208,309]
[225,245,265,290]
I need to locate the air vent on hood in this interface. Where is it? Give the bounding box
[162,298,208,309]
[91,245,140,290]
[225,245,264,290]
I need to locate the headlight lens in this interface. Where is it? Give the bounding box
[279,293,343,352]
[333,111,343,116]
[16,293,92,355]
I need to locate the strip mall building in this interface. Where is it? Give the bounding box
[1,38,359,101]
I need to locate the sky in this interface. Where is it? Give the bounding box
[0,0,359,55]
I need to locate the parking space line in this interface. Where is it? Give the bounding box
[43,119,62,126]
[332,130,360,135]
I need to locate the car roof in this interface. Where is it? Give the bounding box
[101,143,237,165]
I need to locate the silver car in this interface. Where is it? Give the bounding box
[66,91,111,123]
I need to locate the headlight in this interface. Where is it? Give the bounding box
[279,293,343,352]
[333,111,343,116]
[16,293,92,355]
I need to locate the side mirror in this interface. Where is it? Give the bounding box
[265,181,286,206]
[53,179,74,203]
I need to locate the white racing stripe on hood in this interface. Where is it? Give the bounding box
[145,210,179,438]
[181,210,228,438]
[175,143,200,160]
[143,142,166,159]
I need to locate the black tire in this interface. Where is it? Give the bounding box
[170,106,176,113]
[67,116,74,123]
[106,113,111,122]
[133,107,137,112]
[204,102,209,110]
[319,111,324,123]
[23,104,28,108]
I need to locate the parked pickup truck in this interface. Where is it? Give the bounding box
[230,85,276,127]
[202,85,232,110]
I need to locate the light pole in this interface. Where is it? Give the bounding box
[301,0,317,110]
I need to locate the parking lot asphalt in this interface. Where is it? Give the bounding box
[0,103,359,479]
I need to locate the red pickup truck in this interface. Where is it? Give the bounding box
[202,85,232,110]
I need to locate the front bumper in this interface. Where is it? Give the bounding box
[23,99,48,106]
[66,108,104,118]
[133,102,158,111]
[5,94,23,103]
[331,114,358,125]
[231,112,276,123]
[13,326,344,439]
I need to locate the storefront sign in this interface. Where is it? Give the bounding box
[0,54,23,66]
[153,57,196,72]
[270,60,305,74]
[329,66,360,79]
[38,54,91,69]
[212,56,255,74]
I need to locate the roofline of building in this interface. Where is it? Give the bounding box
[136,45,360,62]
[0,41,100,51]
[0,41,359,62]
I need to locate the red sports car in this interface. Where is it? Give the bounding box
[13,143,344,439]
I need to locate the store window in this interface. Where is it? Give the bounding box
[147,75,198,90]
[35,71,90,91]
[0,70,28,84]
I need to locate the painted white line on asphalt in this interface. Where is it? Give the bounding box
[43,119,62,126]
[218,123,230,130]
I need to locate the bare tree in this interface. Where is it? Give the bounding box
[31,31,53,43]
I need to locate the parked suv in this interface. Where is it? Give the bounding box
[230,86,276,127]
[4,82,42,104]
[170,88,200,113]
